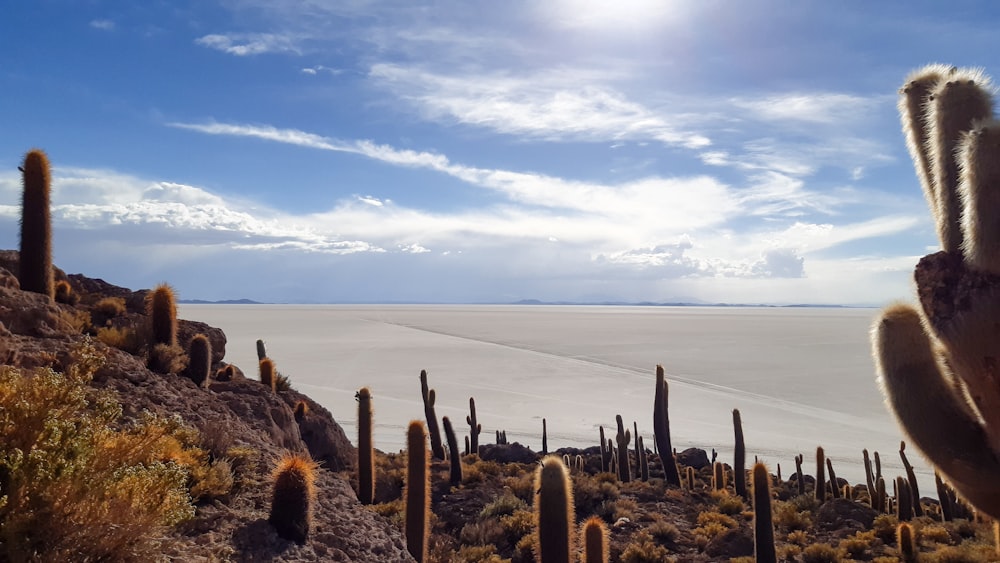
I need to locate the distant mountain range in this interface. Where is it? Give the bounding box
[510,299,850,308]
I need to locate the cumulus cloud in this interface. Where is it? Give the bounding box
[195,33,300,56]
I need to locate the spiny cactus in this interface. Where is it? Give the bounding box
[897,522,918,562]
[148,283,177,347]
[443,416,462,487]
[733,409,747,500]
[599,426,608,472]
[18,149,53,299]
[259,358,276,393]
[712,461,725,491]
[863,449,877,510]
[418,370,445,461]
[268,452,317,544]
[294,400,309,421]
[581,515,609,563]
[899,441,923,517]
[652,365,681,486]
[794,454,805,496]
[466,397,481,455]
[357,388,374,504]
[405,420,430,562]
[752,463,776,563]
[815,447,826,502]
[638,435,649,482]
[686,465,696,490]
[935,472,954,521]
[256,339,267,362]
[534,455,575,563]
[874,64,1000,520]
[632,421,640,477]
[614,414,631,483]
[826,458,840,499]
[896,476,914,521]
[186,334,211,388]
[876,476,887,514]
[54,280,75,305]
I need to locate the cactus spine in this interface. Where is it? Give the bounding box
[466,397,481,455]
[652,365,681,486]
[18,149,53,299]
[357,387,374,504]
[581,515,609,563]
[405,420,430,562]
[534,455,575,563]
[419,371,446,461]
[733,409,747,500]
[752,463,776,563]
[815,447,826,502]
[268,452,317,544]
[186,334,211,388]
[443,416,462,486]
[614,415,631,483]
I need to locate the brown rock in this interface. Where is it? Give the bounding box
[704,528,753,557]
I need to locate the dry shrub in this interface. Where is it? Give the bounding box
[149,342,187,374]
[619,532,673,563]
[838,530,876,559]
[801,543,840,563]
[450,544,506,563]
[94,296,127,318]
[58,308,90,334]
[502,471,535,502]
[773,500,813,531]
[919,523,954,545]
[786,529,810,546]
[459,519,504,546]
[0,344,195,561]
[927,545,990,563]
[716,494,745,515]
[480,493,526,519]
[779,545,803,560]
[873,514,900,544]
[500,509,534,541]
[573,474,620,517]
[693,510,737,543]
[97,326,146,355]
[647,519,680,544]
[612,497,640,521]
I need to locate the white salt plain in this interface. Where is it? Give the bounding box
[180,304,932,493]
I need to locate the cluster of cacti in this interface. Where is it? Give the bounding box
[418,370,445,461]
[534,455,574,563]
[18,149,53,299]
[652,365,681,486]
[357,387,375,504]
[733,409,747,500]
[898,441,923,517]
[466,397,481,455]
[405,420,430,562]
[268,452,317,544]
[873,63,1000,520]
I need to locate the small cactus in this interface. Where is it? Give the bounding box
[752,463,776,563]
[18,149,53,299]
[794,454,804,496]
[712,461,725,491]
[897,522,918,562]
[294,400,309,421]
[863,449,877,510]
[466,397,481,455]
[827,458,840,499]
[899,441,923,517]
[542,418,548,456]
[147,283,177,347]
[638,435,649,482]
[815,447,826,502]
[186,334,211,388]
[581,515,609,563]
[534,455,575,563]
[405,420,430,562]
[259,358,276,392]
[357,388,374,504]
[268,452,317,544]
[599,426,608,472]
[256,338,267,361]
[614,415,631,483]
[54,280,75,305]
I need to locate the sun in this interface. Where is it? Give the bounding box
[544,0,688,33]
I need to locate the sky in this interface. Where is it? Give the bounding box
[1,1,998,305]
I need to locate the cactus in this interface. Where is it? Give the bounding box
[876,477,887,514]
[294,400,308,421]
[827,458,840,499]
[776,463,781,482]
[712,461,725,491]
[874,64,1000,520]
[148,283,177,347]
[357,388,374,504]
[18,149,53,299]
[443,416,462,487]
[256,338,267,361]
[259,358,276,392]
[419,370,446,461]
[733,409,747,500]
[752,463,776,563]
[638,435,649,482]
[581,515,609,563]
[686,465,696,490]
[599,426,608,472]
[465,435,470,456]
[935,472,953,521]
[186,334,211,388]
[534,455,575,563]
[405,420,430,562]
[897,522,918,562]
[863,449,877,509]
[54,280,74,305]
[652,365,682,486]
[542,418,548,455]
[614,415,631,483]
[466,397,481,455]
[896,476,914,521]
[268,452,317,544]
[632,421,640,477]
[815,447,826,502]
[794,454,804,495]
[899,441,924,517]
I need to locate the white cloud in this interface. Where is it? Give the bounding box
[195,33,300,56]
[89,19,115,31]
[301,65,341,76]
[368,64,711,149]
[732,93,880,124]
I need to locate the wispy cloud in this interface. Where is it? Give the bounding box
[731,93,881,124]
[300,65,341,76]
[195,33,300,56]
[89,19,115,31]
[368,64,711,149]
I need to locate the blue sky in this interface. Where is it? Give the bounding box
[1,1,996,304]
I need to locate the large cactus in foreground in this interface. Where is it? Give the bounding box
[405,420,430,562]
[534,455,575,563]
[873,63,1000,519]
[18,149,53,299]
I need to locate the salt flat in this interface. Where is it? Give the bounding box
[181,304,929,491]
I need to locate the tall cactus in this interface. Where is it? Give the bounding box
[534,455,575,563]
[405,420,430,562]
[874,64,1000,520]
[419,370,445,461]
[357,387,375,505]
[148,283,177,347]
[794,454,804,496]
[652,365,681,486]
[638,435,649,482]
[899,441,923,517]
[815,447,826,502]
[466,397,481,455]
[827,458,840,499]
[614,415,631,483]
[752,463,776,563]
[259,358,277,393]
[599,426,608,473]
[18,149,53,299]
[863,449,877,509]
[733,409,747,500]
[443,416,462,487]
